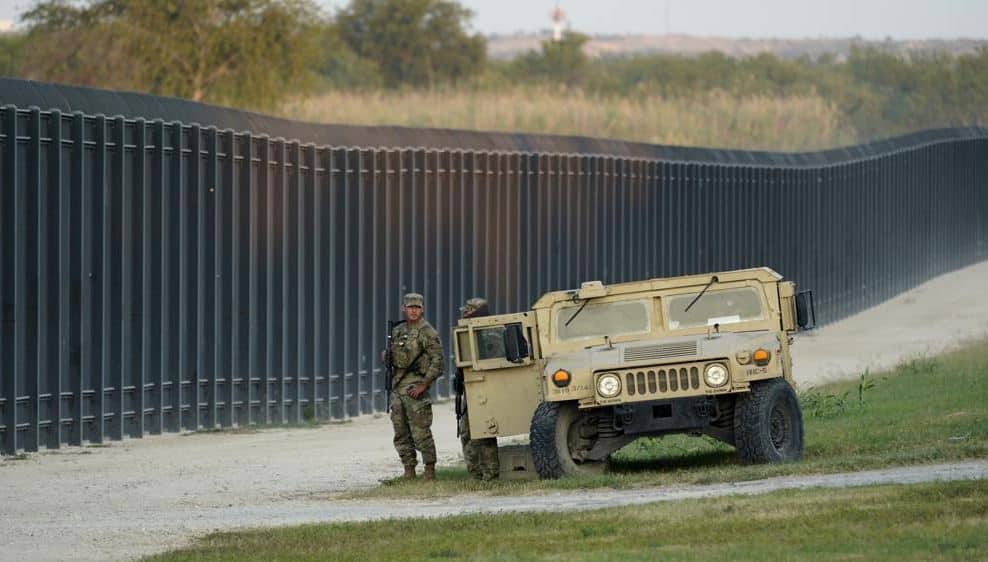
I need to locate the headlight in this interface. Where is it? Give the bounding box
[596,373,622,398]
[704,363,729,387]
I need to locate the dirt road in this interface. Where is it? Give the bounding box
[2,259,987,562]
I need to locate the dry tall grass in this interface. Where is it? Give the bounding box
[280,88,858,151]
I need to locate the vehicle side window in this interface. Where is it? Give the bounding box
[475,327,507,360]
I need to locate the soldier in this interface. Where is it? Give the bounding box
[455,297,500,481]
[388,293,445,481]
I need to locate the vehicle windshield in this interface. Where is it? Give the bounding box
[556,299,650,340]
[666,287,764,330]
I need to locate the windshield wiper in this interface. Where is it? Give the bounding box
[565,296,592,326]
[683,275,719,313]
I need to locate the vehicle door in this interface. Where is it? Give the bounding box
[452,312,542,438]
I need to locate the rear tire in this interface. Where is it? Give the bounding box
[734,379,804,464]
[530,401,606,479]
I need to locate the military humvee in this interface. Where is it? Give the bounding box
[452,267,815,479]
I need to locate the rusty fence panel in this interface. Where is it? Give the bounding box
[1,105,987,454]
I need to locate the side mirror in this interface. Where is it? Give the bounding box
[503,323,530,363]
[795,290,816,330]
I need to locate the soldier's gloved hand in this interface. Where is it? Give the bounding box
[407,382,429,399]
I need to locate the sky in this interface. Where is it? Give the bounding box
[0,0,985,39]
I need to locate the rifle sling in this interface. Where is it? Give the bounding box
[394,347,427,387]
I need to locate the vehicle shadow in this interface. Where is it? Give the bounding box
[608,449,738,474]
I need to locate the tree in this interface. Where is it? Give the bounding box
[955,47,988,125]
[538,31,589,85]
[510,31,589,86]
[334,0,486,88]
[18,1,134,91]
[0,32,27,77]
[315,22,383,89]
[19,0,323,109]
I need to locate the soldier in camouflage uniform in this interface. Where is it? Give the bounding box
[388,293,445,481]
[455,297,500,481]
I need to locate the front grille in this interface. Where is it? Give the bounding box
[623,341,698,362]
[624,365,702,397]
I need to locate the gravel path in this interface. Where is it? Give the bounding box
[2,260,987,562]
[8,460,985,562]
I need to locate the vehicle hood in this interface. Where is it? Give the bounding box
[545,331,779,374]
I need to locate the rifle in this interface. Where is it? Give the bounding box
[384,319,405,411]
[453,368,465,437]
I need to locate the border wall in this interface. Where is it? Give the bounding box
[2,78,986,455]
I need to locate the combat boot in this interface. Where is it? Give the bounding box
[422,463,436,481]
[402,465,417,480]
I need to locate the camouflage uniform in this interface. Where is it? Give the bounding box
[389,294,445,470]
[456,298,500,481]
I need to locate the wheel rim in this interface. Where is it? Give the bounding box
[769,403,791,451]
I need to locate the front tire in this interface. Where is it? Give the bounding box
[530,401,606,479]
[734,379,804,464]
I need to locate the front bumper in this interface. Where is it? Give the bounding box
[612,396,719,435]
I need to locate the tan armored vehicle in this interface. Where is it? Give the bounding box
[453,267,815,479]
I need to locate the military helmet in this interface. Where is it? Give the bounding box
[460,297,489,317]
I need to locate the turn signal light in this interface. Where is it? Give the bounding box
[753,348,771,366]
[552,369,572,388]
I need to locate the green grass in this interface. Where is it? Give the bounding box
[350,340,988,499]
[147,479,988,561]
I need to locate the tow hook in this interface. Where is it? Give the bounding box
[614,405,634,427]
[695,398,717,418]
